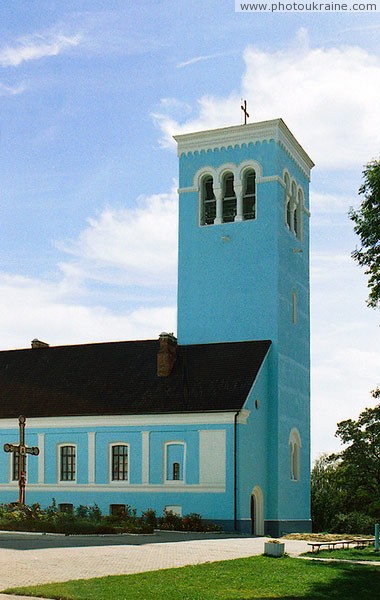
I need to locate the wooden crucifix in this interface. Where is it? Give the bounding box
[241,99,249,125]
[4,415,39,504]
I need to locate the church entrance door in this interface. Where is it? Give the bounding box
[251,486,264,536]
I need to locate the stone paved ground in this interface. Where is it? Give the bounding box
[0,531,310,599]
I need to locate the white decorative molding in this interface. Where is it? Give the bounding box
[237,409,250,424]
[141,431,150,484]
[38,433,45,484]
[256,175,282,185]
[199,430,226,486]
[0,412,238,430]
[177,186,197,194]
[88,432,95,484]
[174,119,314,180]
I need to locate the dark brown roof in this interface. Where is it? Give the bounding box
[0,339,271,418]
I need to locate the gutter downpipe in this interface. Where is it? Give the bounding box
[234,411,239,531]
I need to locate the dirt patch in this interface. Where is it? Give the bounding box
[283,533,374,542]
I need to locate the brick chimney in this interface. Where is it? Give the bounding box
[157,332,177,377]
[31,339,49,349]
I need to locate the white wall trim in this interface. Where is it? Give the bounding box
[237,409,250,424]
[0,483,226,494]
[0,412,238,430]
[88,432,95,485]
[38,433,45,484]
[141,431,150,485]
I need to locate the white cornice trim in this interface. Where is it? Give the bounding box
[0,483,226,494]
[237,409,250,424]
[0,412,238,430]
[174,119,314,180]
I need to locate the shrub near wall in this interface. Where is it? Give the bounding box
[0,503,221,534]
[0,501,153,534]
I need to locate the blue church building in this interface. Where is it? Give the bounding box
[0,118,313,535]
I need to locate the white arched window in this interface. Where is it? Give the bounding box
[202,175,216,225]
[289,429,301,481]
[242,169,256,220]
[164,441,185,483]
[222,173,236,223]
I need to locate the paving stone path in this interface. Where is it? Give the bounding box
[0,531,310,599]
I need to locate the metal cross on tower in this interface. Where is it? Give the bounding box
[4,415,39,504]
[241,100,249,125]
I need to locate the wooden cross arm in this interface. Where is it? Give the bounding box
[26,446,40,456]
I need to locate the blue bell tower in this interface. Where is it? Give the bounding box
[175,119,314,534]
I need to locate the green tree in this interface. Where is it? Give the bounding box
[334,401,380,519]
[311,454,342,532]
[311,398,380,532]
[349,159,380,308]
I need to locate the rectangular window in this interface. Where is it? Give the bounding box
[60,445,76,481]
[58,503,73,513]
[110,504,126,517]
[112,445,129,481]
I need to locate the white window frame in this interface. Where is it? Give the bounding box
[57,443,77,484]
[164,441,186,484]
[109,443,130,484]
[165,505,182,516]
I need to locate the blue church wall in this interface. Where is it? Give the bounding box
[236,351,270,533]
[0,420,236,524]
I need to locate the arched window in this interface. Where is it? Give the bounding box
[289,429,301,481]
[291,182,297,235]
[111,444,129,481]
[222,173,236,223]
[202,176,216,225]
[242,170,256,220]
[296,189,304,240]
[284,173,291,228]
[165,442,185,482]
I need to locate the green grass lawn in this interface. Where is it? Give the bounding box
[304,546,380,562]
[4,555,380,600]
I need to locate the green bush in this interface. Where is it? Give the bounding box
[330,512,375,535]
[0,502,220,534]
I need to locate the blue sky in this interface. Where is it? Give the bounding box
[0,1,379,460]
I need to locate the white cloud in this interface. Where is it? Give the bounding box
[310,248,380,460]
[0,272,176,351]
[0,189,178,350]
[58,188,178,289]
[177,52,232,68]
[154,33,380,169]
[0,82,25,95]
[0,32,81,67]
